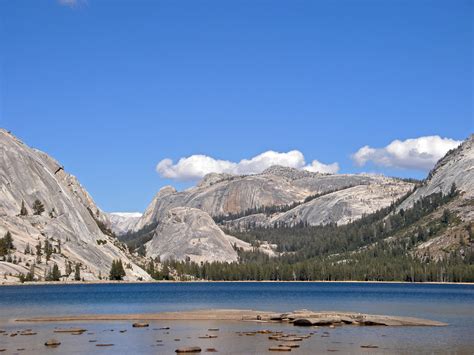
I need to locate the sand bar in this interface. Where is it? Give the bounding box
[15,309,447,326]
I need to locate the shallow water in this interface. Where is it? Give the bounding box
[0,282,473,354]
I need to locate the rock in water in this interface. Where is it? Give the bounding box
[44,339,61,347]
[175,347,202,353]
[145,207,239,263]
[132,323,149,328]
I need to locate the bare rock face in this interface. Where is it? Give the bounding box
[399,135,474,210]
[145,207,240,263]
[134,166,415,232]
[134,172,309,232]
[107,212,142,236]
[0,129,150,282]
[274,179,414,227]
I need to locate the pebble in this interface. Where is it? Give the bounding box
[132,322,149,328]
[54,328,86,333]
[269,346,292,351]
[175,346,202,353]
[44,339,61,347]
[281,343,300,348]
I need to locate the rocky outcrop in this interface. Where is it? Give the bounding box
[145,207,240,263]
[134,166,415,232]
[18,308,447,327]
[107,212,142,236]
[399,134,474,210]
[273,179,414,227]
[0,129,150,282]
[134,172,310,232]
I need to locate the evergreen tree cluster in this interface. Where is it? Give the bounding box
[0,231,14,256]
[109,259,126,280]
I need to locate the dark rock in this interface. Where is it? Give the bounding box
[176,347,202,353]
[44,339,61,347]
[132,322,149,328]
[269,346,292,351]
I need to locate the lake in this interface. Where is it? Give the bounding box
[1,282,473,354]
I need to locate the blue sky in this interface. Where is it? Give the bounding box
[0,0,472,212]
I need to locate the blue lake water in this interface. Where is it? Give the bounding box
[1,282,473,354]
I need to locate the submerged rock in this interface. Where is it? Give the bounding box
[175,347,202,353]
[44,339,61,347]
[269,346,292,351]
[132,322,149,328]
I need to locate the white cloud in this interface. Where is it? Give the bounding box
[303,160,340,174]
[352,136,462,171]
[156,150,339,181]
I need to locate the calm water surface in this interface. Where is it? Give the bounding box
[0,282,473,354]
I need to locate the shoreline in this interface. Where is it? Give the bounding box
[1,279,473,287]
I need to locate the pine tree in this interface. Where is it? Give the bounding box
[109,259,126,280]
[74,263,81,281]
[441,209,451,225]
[20,200,28,216]
[35,241,42,263]
[65,260,72,276]
[26,264,35,282]
[44,238,53,261]
[46,263,61,281]
[0,231,14,256]
[32,199,45,216]
[450,182,457,197]
[51,263,61,281]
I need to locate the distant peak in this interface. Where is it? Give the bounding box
[110,212,143,218]
[197,172,235,188]
[261,165,320,180]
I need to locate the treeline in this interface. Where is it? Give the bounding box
[212,185,357,224]
[145,183,474,282]
[160,247,474,282]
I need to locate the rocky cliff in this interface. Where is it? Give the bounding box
[399,134,474,210]
[0,129,150,282]
[108,212,142,236]
[132,167,414,233]
[145,207,240,263]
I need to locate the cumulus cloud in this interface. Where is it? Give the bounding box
[303,160,340,174]
[156,150,339,181]
[352,136,462,171]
